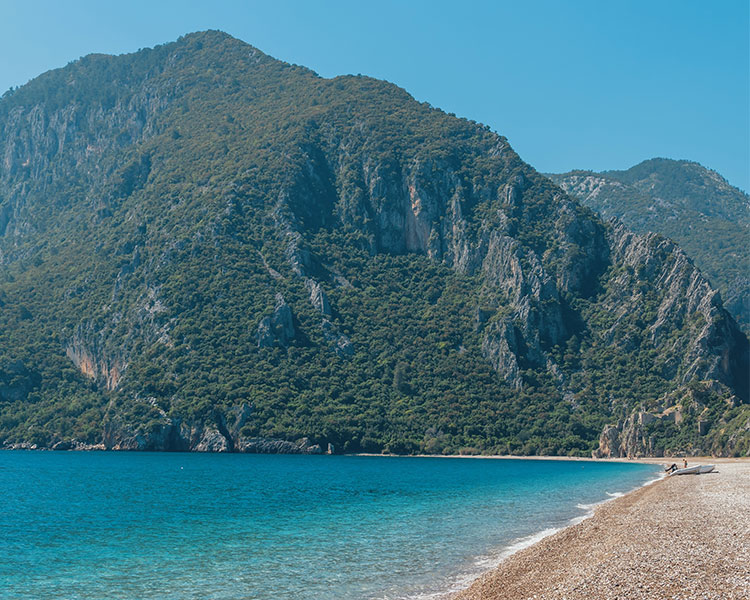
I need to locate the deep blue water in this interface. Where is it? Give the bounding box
[0,452,660,599]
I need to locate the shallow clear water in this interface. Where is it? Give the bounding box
[0,452,659,599]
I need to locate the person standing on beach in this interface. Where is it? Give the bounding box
[683,458,688,468]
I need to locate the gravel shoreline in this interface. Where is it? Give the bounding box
[453,459,750,600]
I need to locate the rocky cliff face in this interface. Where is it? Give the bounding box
[257,294,296,348]
[604,223,747,396]
[95,403,323,453]
[0,53,175,263]
[275,135,746,406]
[593,381,749,458]
[0,31,746,456]
[549,159,750,335]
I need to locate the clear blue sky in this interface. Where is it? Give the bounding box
[2,0,748,190]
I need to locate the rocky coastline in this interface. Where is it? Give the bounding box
[2,423,332,454]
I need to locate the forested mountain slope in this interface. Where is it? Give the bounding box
[1,32,747,457]
[549,159,749,335]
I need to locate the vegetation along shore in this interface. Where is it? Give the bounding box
[1,31,747,459]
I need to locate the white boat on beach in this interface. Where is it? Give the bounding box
[669,464,715,476]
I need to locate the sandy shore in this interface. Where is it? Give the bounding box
[454,459,750,600]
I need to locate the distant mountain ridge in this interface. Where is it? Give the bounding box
[0,31,747,457]
[548,159,749,334]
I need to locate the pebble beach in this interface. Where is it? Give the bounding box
[453,459,750,600]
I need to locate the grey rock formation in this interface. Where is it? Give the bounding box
[321,318,354,358]
[593,413,662,459]
[593,380,748,458]
[606,222,748,398]
[292,142,746,398]
[481,320,522,389]
[272,294,295,344]
[195,428,230,452]
[549,159,750,334]
[235,437,322,454]
[306,278,331,315]
[98,401,332,454]
[257,293,296,348]
[101,412,327,454]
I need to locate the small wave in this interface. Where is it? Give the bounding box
[398,467,665,600]
[394,592,446,600]
[395,528,563,600]
[483,527,560,566]
[642,474,666,487]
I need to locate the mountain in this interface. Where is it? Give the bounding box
[548,159,750,335]
[0,31,747,457]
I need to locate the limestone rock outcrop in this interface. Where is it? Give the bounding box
[593,381,748,458]
[306,278,331,316]
[257,294,296,348]
[100,403,325,453]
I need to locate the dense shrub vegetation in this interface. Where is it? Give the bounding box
[549,159,750,334]
[0,31,746,456]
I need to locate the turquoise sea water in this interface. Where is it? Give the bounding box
[0,452,660,599]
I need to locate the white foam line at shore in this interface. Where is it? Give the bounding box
[400,470,666,600]
[397,528,566,600]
